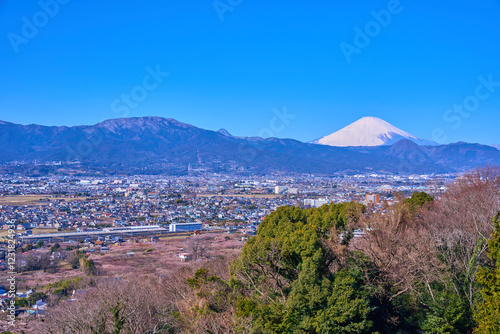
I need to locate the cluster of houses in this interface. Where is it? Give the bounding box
[0,174,450,242]
[0,287,48,318]
[0,178,302,234]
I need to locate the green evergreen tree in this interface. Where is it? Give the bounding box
[405,191,434,211]
[475,214,500,333]
[231,204,374,333]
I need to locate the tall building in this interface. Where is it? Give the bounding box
[304,198,329,208]
[365,194,380,204]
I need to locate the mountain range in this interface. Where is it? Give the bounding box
[0,116,498,175]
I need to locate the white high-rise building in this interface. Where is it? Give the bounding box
[304,198,329,208]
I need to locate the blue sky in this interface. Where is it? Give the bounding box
[1,0,499,144]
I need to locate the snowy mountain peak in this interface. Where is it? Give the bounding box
[311,116,437,147]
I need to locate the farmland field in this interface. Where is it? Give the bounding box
[0,195,89,206]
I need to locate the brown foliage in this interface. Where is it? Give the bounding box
[360,167,500,307]
[360,194,439,301]
[184,235,212,260]
[423,166,500,306]
[42,277,180,334]
[41,255,241,334]
[174,256,246,333]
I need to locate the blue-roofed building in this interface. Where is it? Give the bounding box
[169,223,202,232]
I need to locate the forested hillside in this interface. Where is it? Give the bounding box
[42,167,500,334]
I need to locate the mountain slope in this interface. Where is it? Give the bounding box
[312,116,437,147]
[0,117,498,175]
[0,117,407,174]
[424,142,500,169]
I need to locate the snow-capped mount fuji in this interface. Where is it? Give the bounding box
[311,116,437,147]
[0,116,498,175]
